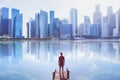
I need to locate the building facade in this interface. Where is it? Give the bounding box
[83,16,91,36]
[53,18,61,38]
[14,14,23,38]
[70,8,78,36]
[60,24,72,39]
[93,4,102,37]
[11,8,20,38]
[50,11,54,37]
[107,6,115,37]
[35,13,40,38]
[113,9,120,37]
[101,17,109,38]
[39,10,48,38]
[0,7,9,36]
[91,24,99,37]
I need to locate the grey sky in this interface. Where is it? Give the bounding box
[0,0,120,36]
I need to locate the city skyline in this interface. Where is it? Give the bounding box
[0,0,118,38]
[0,0,120,23]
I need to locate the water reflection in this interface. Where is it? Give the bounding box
[0,41,23,63]
[0,41,120,80]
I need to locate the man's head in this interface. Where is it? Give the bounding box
[60,52,63,56]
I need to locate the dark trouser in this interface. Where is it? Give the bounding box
[59,65,64,74]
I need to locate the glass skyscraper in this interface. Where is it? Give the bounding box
[39,10,48,38]
[70,8,78,37]
[11,8,20,38]
[15,14,23,38]
[107,6,115,37]
[113,10,120,37]
[60,24,72,39]
[0,9,2,35]
[83,16,91,35]
[29,18,36,38]
[91,24,99,36]
[0,7,9,36]
[27,18,33,38]
[101,17,109,38]
[35,13,40,38]
[50,11,54,37]
[53,18,61,38]
[93,4,102,37]
[11,8,23,38]
[26,22,29,38]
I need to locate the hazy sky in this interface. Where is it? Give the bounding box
[0,0,120,36]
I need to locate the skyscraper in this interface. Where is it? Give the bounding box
[70,8,78,37]
[50,10,54,37]
[11,8,20,38]
[78,23,84,35]
[107,6,115,37]
[11,8,23,38]
[26,22,29,38]
[0,7,9,36]
[39,10,48,38]
[91,24,99,37]
[60,24,72,39]
[101,17,109,38]
[14,14,23,38]
[83,16,91,35]
[53,18,61,38]
[113,9,120,37]
[93,4,102,37]
[35,13,40,38]
[8,19,11,37]
[27,18,34,38]
[29,19,36,38]
[0,9,2,36]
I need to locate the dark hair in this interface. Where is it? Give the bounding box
[60,52,63,55]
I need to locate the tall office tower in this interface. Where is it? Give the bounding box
[91,24,99,37]
[78,23,84,35]
[0,9,2,36]
[0,7,9,36]
[0,10,2,36]
[107,6,115,37]
[39,10,48,38]
[14,14,23,38]
[35,13,40,38]
[101,17,109,38]
[11,8,20,38]
[50,10,54,37]
[26,22,30,38]
[27,18,35,38]
[8,19,11,37]
[60,24,72,39]
[113,9,120,37]
[83,16,91,35]
[30,19,36,38]
[93,4,102,37]
[53,18,61,38]
[70,8,78,37]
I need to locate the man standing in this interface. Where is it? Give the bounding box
[58,52,65,74]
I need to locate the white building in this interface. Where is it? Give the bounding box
[70,8,78,36]
[101,17,109,38]
[113,9,120,37]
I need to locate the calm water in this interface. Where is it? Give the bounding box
[0,40,120,80]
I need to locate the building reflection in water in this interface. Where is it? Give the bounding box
[0,41,120,63]
[0,41,23,63]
